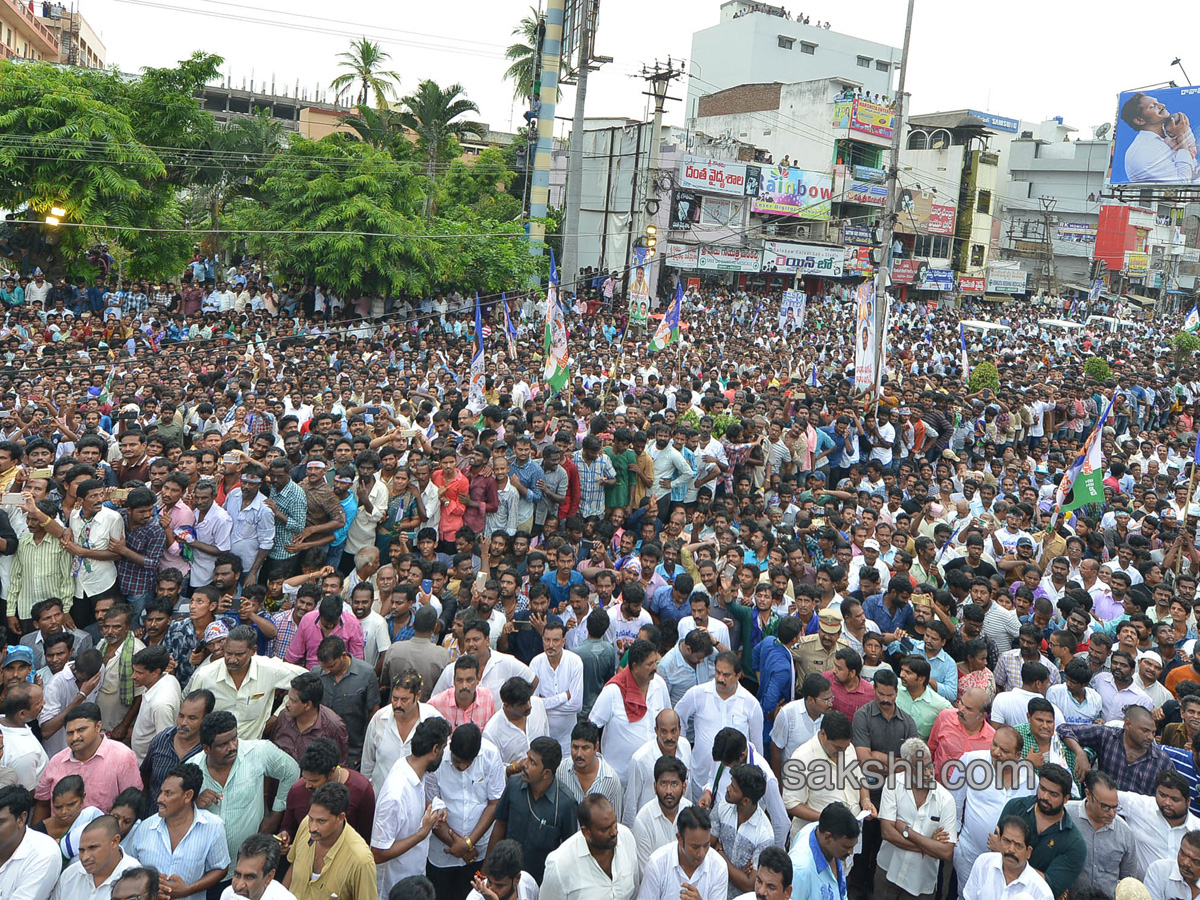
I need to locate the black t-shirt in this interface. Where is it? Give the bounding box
[942,556,998,580]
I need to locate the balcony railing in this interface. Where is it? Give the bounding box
[2,0,59,55]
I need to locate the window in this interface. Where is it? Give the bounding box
[976,190,992,214]
[800,42,816,54]
[970,244,986,267]
[912,234,951,259]
[777,35,795,49]
[857,56,871,67]
[876,60,890,72]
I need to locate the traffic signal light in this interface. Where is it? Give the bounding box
[645,224,657,258]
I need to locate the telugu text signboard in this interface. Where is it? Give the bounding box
[678,154,749,196]
[697,245,762,272]
[762,241,844,277]
[892,189,957,236]
[986,268,1028,294]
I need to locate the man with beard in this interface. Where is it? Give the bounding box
[960,815,1053,900]
[624,709,693,827]
[370,716,451,896]
[994,764,1087,898]
[540,795,639,900]
[633,756,691,870]
[1113,769,1200,877]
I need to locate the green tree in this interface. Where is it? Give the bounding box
[340,103,414,158]
[438,148,522,222]
[0,55,221,279]
[1172,331,1200,364]
[330,38,401,109]
[968,360,1000,394]
[504,7,563,102]
[1083,356,1112,382]
[399,80,486,216]
[234,135,434,298]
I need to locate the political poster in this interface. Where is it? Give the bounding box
[752,165,833,220]
[628,247,652,324]
[700,196,744,227]
[779,289,807,333]
[853,282,878,394]
[1110,86,1200,186]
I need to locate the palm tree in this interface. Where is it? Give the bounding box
[341,103,411,156]
[330,38,401,109]
[504,7,562,102]
[400,80,485,220]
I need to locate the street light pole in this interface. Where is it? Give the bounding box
[872,0,915,393]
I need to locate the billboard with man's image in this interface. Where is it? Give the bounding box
[1111,85,1200,186]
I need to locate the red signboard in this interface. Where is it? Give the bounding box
[959,276,985,294]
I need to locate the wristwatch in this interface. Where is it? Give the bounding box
[902,827,911,840]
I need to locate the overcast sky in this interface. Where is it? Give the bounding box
[85,0,1187,141]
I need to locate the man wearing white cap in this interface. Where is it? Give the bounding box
[846,539,889,595]
[1135,651,1173,710]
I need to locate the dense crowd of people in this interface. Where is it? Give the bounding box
[0,255,1199,900]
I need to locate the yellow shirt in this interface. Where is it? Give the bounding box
[288,816,379,900]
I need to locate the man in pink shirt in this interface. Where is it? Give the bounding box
[926,688,995,783]
[285,594,365,668]
[33,702,141,820]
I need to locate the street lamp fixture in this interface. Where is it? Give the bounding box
[45,206,66,226]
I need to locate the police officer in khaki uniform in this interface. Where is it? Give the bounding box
[793,609,848,680]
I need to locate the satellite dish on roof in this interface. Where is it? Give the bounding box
[1093,122,1112,140]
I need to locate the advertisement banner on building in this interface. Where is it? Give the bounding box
[842,225,875,245]
[891,259,929,285]
[985,267,1028,294]
[753,165,833,220]
[959,275,986,294]
[1110,86,1200,186]
[671,191,701,230]
[1056,222,1097,244]
[844,183,888,206]
[920,269,956,291]
[1125,250,1150,274]
[678,154,749,196]
[843,245,875,277]
[966,109,1020,133]
[833,166,887,208]
[663,243,699,269]
[697,245,762,272]
[762,241,844,277]
[780,289,807,332]
[892,189,957,236]
[833,99,895,141]
[699,196,744,227]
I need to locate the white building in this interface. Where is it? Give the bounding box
[686,0,899,119]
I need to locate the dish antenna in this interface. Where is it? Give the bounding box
[1093,122,1112,140]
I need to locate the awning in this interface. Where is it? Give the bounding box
[1124,294,1157,307]
[979,294,1011,302]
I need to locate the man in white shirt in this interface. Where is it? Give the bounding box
[589,640,671,783]
[633,756,693,870]
[1119,93,1200,184]
[1145,833,1200,900]
[960,816,1053,900]
[1118,771,1200,877]
[218,832,294,900]
[371,717,452,897]
[483,677,551,768]
[769,673,832,777]
[876,738,958,900]
[540,795,639,900]
[637,805,729,900]
[426,723,507,900]
[624,710,693,828]
[0,784,61,900]
[530,621,584,753]
[130,646,182,763]
[58,813,143,900]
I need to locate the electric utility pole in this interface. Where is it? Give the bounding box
[872,0,915,390]
[633,57,684,297]
[563,0,609,284]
